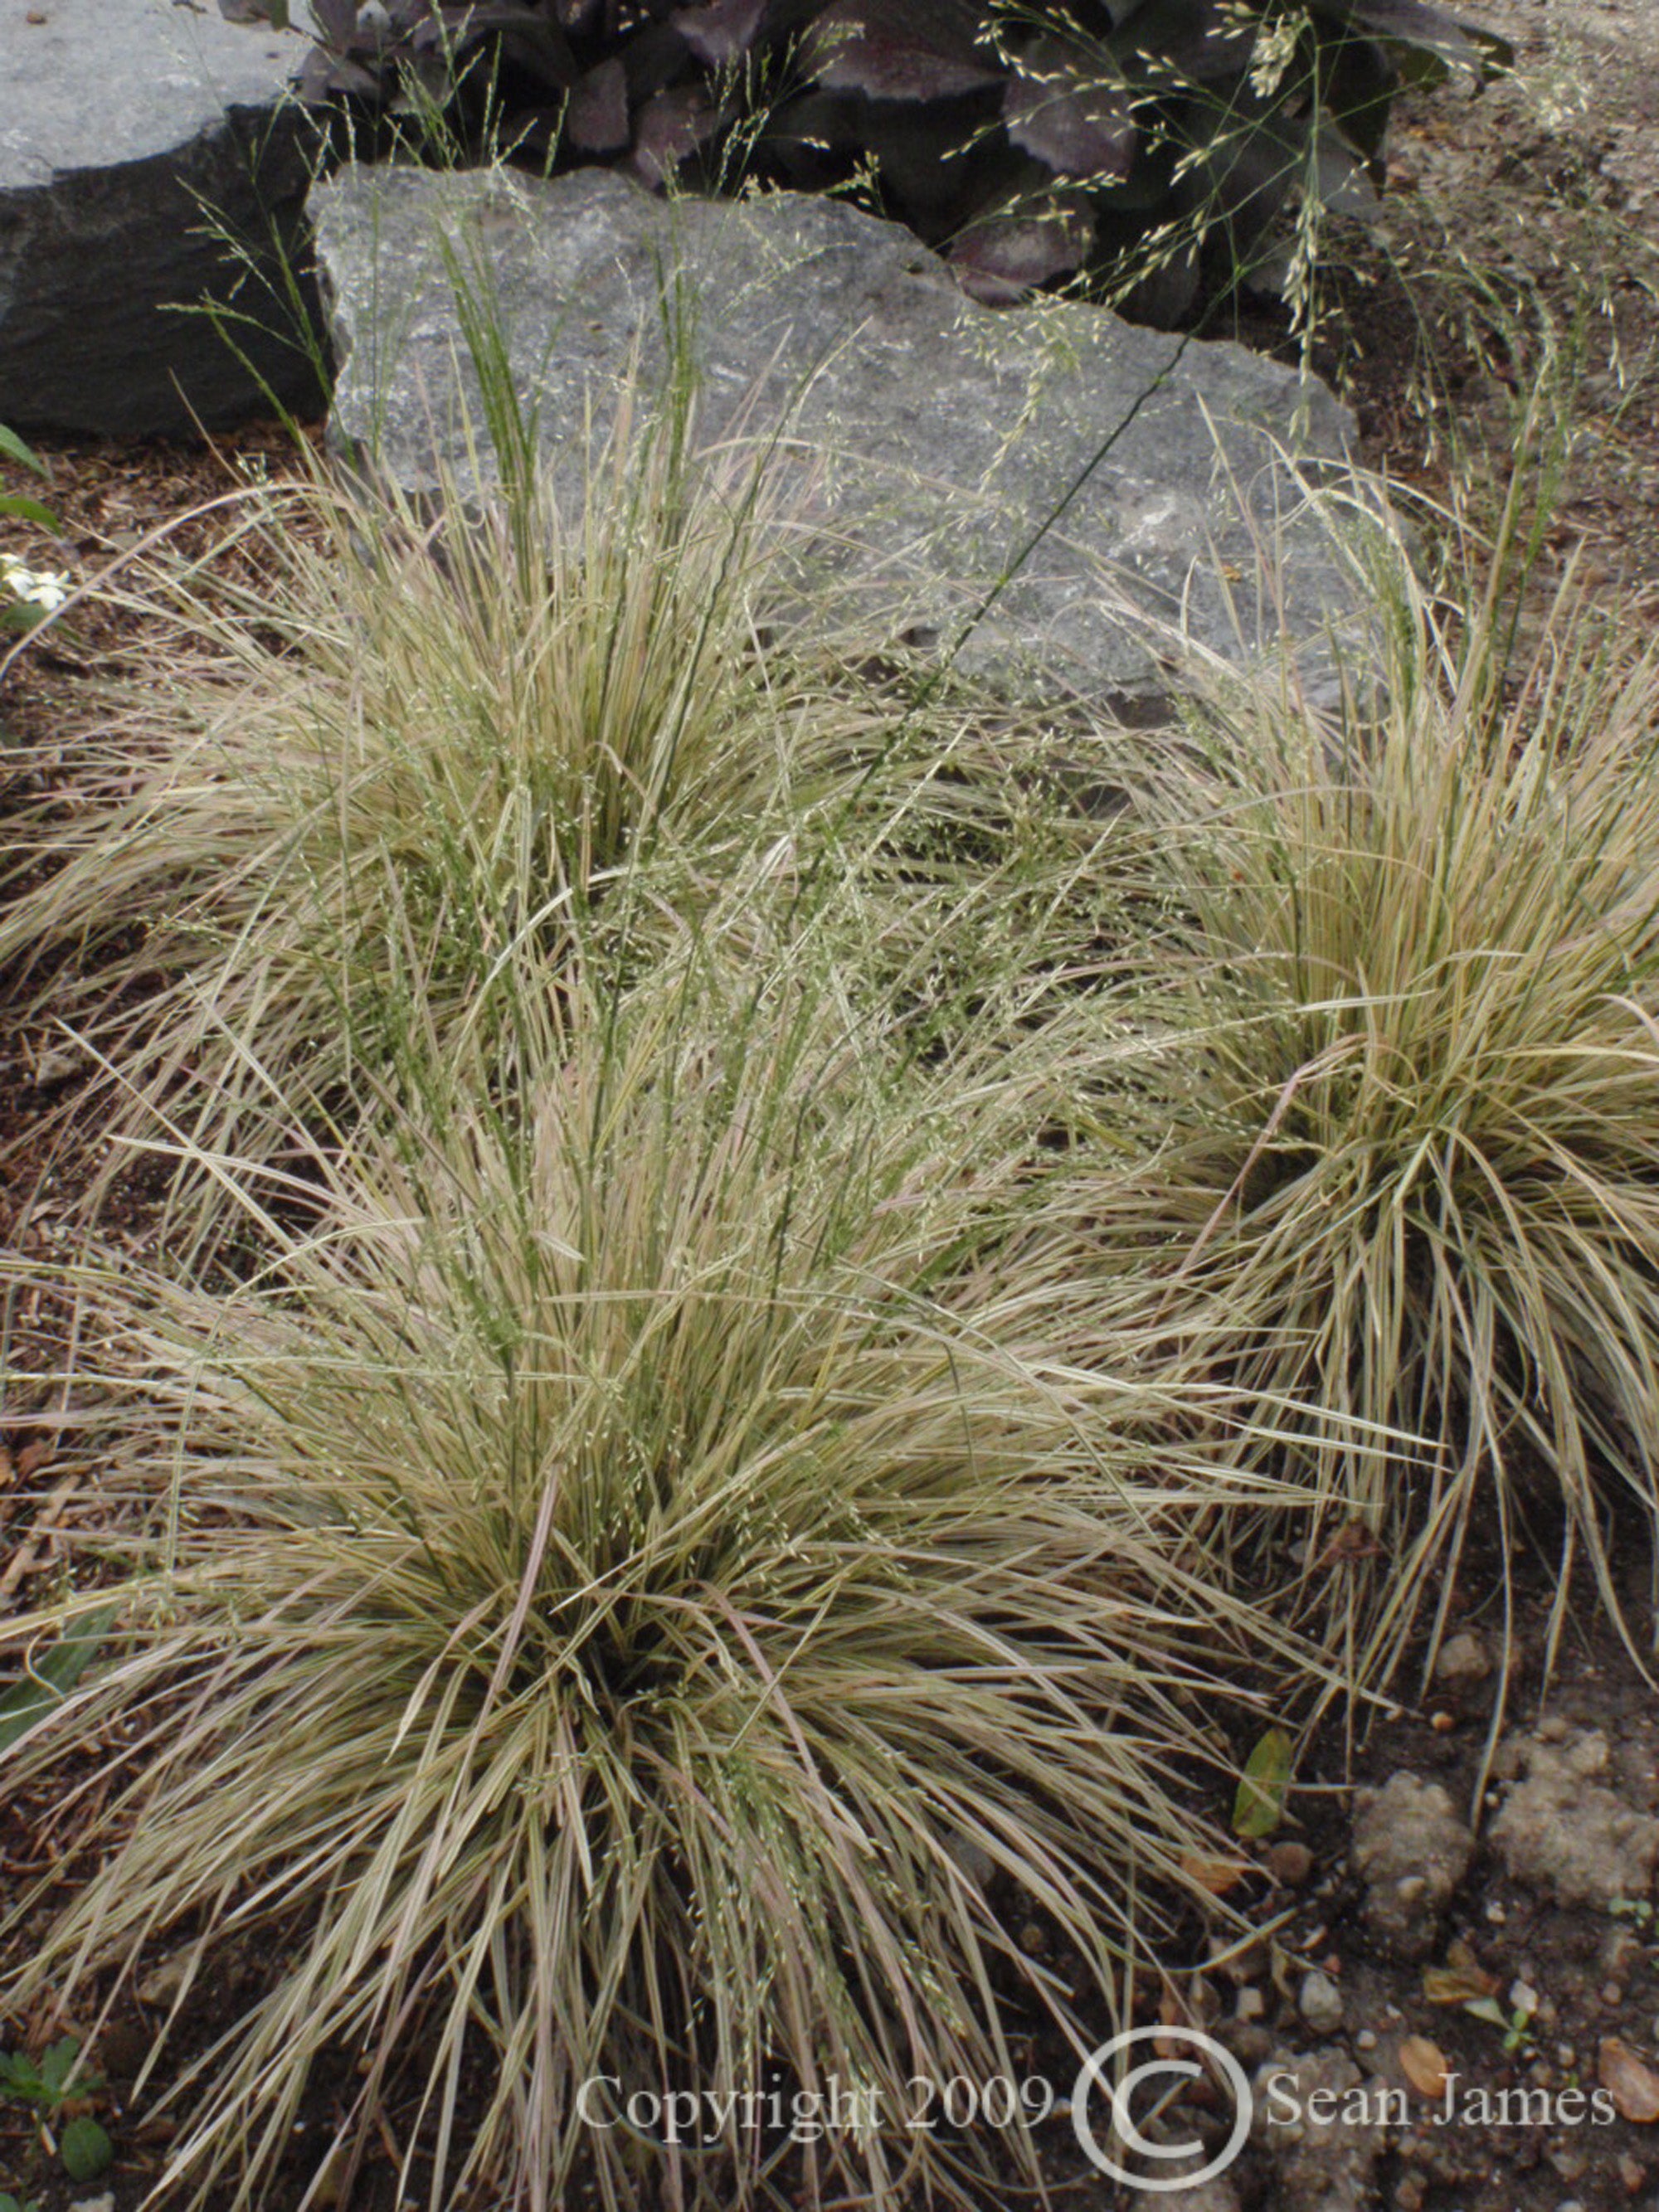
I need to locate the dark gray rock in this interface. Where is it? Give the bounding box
[312,163,1364,703]
[0,0,326,435]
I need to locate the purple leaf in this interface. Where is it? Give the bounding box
[310,0,359,46]
[805,0,1003,102]
[567,57,631,150]
[1127,2,1256,85]
[630,83,722,184]
[946,205,1092,302]
[670,0,767,65]
[1337,0,1506,74]
[1309,136,1380,214]
[1004,45,1135,180]
[297,46,386,95]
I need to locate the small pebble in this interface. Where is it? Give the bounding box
[1435,1631,1492,1685]
[136,1953,192,2005]
[1618,2151,1647,2192]
[1486,1900,1507,1924]
[943,1830,996,1890]
[1018,1921,1046,1956]
[1221,2020,1273,2065]
[1605,1981,1627,2005]
[1299,1966,1345,2035]
[1267,1839,1314,1886]
[1356,2027,1379,2050]
[31,1046,82,1086]
[1236,1985,1267,2021]
[1537,1714,1571,1743]
[1430,1709,1456,1733]
[1603,1928,1645,1978]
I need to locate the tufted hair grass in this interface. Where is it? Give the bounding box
[0,944,1298,2212]
[0,367,1121,1268]
[1076,478,1659,1694]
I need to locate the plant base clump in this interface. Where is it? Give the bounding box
[0,395,1111,1261]
[0,966,1285,2212]
[1085,514,1659,1689]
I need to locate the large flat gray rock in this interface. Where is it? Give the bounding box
[0,0,324,435]
[314,164,1364,703]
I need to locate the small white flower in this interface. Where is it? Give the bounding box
[1,553,71,613]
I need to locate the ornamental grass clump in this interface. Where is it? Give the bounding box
[0,959,1292,2212]
[0,386,1107,1255]
[0,401,799,1189]
[1087,515,1659,1687]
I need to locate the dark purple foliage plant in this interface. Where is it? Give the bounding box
[294,0,1508,326]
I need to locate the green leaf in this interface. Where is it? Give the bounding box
[0,1607,119,1754]
[37,2035,99,2103]
[0,492,60,532]
[60,2115,114,2182]
[0,2049,45,2099]
[39,2036,80,2097]
[1232,1725,1295,1839]
[0,423,48,475]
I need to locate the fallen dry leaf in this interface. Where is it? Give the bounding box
[1312,1521,1388,1570]
[1399,2035,1452,2099]
[1600,2037,1659,2123]
[1423,1963,1501,2005]
[1180,1852,1248,1896]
